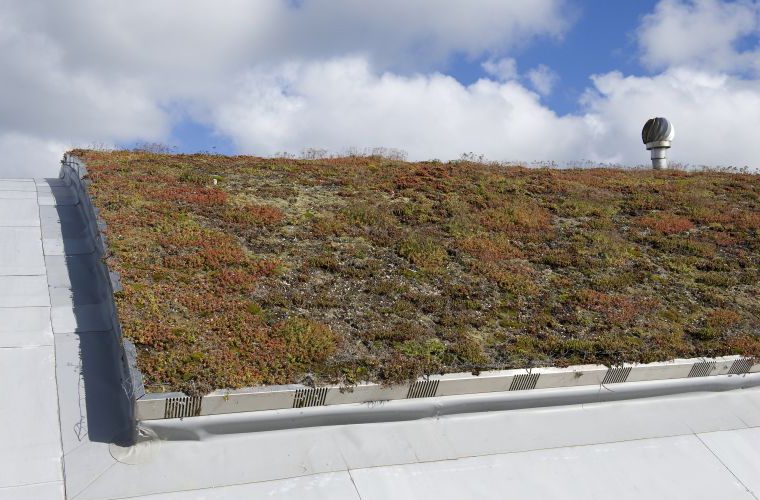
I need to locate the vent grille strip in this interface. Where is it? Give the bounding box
[603,367,632,385]
[688,362,716,378]
[407,380,440,399]
[509,373,540,391]
[164,396,202,419]
[293,387,329,408]
[728,358,754,375]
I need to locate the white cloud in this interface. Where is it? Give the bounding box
[212,58,588,162]
[482,58,519,81]
[210,58,760,168]
[2,0,760,179]
[0,0,570,177]
[0,134,68,179]
[639,0,760,73]
[526,64,558,96]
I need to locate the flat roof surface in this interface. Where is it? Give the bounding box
[3,174,760,498]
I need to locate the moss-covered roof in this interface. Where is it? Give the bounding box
[75,150,760,395]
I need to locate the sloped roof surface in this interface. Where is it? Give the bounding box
[76,150,760,395]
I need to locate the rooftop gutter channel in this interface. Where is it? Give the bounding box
[64,155,760,435]
[60,154,145,443]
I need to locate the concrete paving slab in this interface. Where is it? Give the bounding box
[0,190,37,200]
[35,178,68,188]
[39,205,95,256]
[53,332,133,498]
[129,472,361,500]
[0,307,52,347]
[55,332,131,452]
[0,227,45,276]
[0,180,36,192]
[442,388,759,458]
[349,435,756,500]
[0,346,63,489]
[0,198,39,226]
[0,481,65,500]
[46,255,110,311]
[0,275,50,307]
[73,428,352,500]
[37,185,78,206]
[50,304,112,334]
[335,418,458,469]
[698,427,760,496]
[45,255,107,297]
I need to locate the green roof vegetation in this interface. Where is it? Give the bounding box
[75,149,760,395]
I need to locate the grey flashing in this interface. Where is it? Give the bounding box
[59,154,145,439]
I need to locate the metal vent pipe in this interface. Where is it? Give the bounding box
[642,117,675,170]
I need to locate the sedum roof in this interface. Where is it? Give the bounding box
[75,150,760,395]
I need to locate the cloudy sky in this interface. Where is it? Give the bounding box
[2,0,760,177]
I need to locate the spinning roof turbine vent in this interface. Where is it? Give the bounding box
[642,117,675,170]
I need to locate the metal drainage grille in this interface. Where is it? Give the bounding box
[407,380,439,399]
[728,358,754,375]
[293,387,329,408]
[603,367,632,385]
[164,396,202,419]
[510,373,540,391]
[688,361,716,378]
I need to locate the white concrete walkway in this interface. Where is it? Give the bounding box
[0,179,65,499]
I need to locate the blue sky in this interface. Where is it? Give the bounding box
[3,0,760,177]
[447,1,660,114]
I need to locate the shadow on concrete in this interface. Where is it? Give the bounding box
[44,178,134,446]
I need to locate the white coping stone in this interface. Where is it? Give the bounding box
[534,364,607,389]
[0,481,65,500]
[0,275,50,307]
[627,358,697,382]
[713,356,740,375]
[348,434,757,500]
[0,198,40,226]
[0,227,45,276]
[0,346,63,489]
[136,396,169,421]
[324,383,409,405]
[0,180,36,192]
[434,370,513,397]
[201,387,298,416]
[0,307,52,347]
